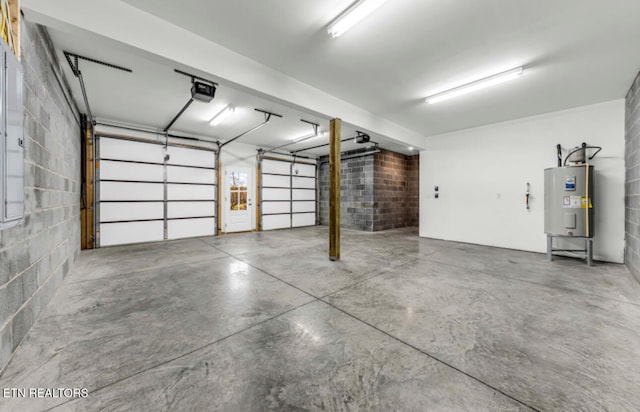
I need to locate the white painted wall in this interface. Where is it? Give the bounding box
[420,100,625,263]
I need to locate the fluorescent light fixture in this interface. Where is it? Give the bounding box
[328,0,388,38]
[289,130,326,142]
[209,105,235,126]
[408,146,414,151]
[425,67,524,104]
[289,132,315,142]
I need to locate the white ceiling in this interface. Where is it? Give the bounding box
[47,28,398,157]
[23,0,640,156]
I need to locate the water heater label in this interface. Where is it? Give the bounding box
[563,195,582,208]
[564,177,576,191]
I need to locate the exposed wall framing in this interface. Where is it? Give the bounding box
[80,116,95,249]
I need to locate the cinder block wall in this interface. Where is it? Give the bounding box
[319,149,375,230]
[626,71,640,282]
[319,149,419,231]
[0,22,80,372]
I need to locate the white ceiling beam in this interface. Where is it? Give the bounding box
[22,0,426,150]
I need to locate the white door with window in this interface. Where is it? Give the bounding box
[224,167,252,232]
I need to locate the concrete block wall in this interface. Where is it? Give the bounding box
[319,149,419,231]
[0,22,80,372]
[319,149,375,230]
[626,71,640,282]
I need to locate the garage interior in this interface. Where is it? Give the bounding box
[1,0,640,410]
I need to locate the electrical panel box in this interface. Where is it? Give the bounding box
[0,40,24,230]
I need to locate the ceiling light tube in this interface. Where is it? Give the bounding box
[291,131,326,143]
[425,67,524,104]
[209,105,235,126]
[328,0,388,38]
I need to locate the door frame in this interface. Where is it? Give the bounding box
[221,165,255,233]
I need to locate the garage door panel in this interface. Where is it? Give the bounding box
[260,158,317,231]
[167,165,215,184]
[262,174,290,187]
[292,189,316,201]
[100,221,164,246]
[262,159,290,175]
[167,146,215,168]
[167,202,215,219]
[97,136,218,246]
[100,160,164,182]
[262,202,290,214]
[262,214,291,231]
[292,201,316,213]
[168,184,215,200]
[292,163,315,177]
[100,181,163,201]
[292,213,315,227]
[168,218,216,239]
[100,202,163,222]
[292,176,315,189]
[262,188,290,201]
[100,138,164,163]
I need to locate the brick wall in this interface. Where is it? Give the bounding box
[373,150,419,230]
[626,71,640,282]
[319,148,419,231]
[406,154,419,227]
[0,22,80,372]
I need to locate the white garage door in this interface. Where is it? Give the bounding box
[97,136,216,246]
[260,158,316,231]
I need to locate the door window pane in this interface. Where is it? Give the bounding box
[238,172,247,189]
[230,192,239,210]
[239,191,247,210]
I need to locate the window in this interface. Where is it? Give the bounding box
[0,40,24,230]
[228,171,248,211]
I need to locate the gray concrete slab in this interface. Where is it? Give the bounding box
[0,227,638,411]
[427,240,640,304]
[0,256,313,411]
[325,259,640,411]
[58,302,531,412]
[69,238,229,283]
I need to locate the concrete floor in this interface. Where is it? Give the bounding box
[1,227,639,411]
